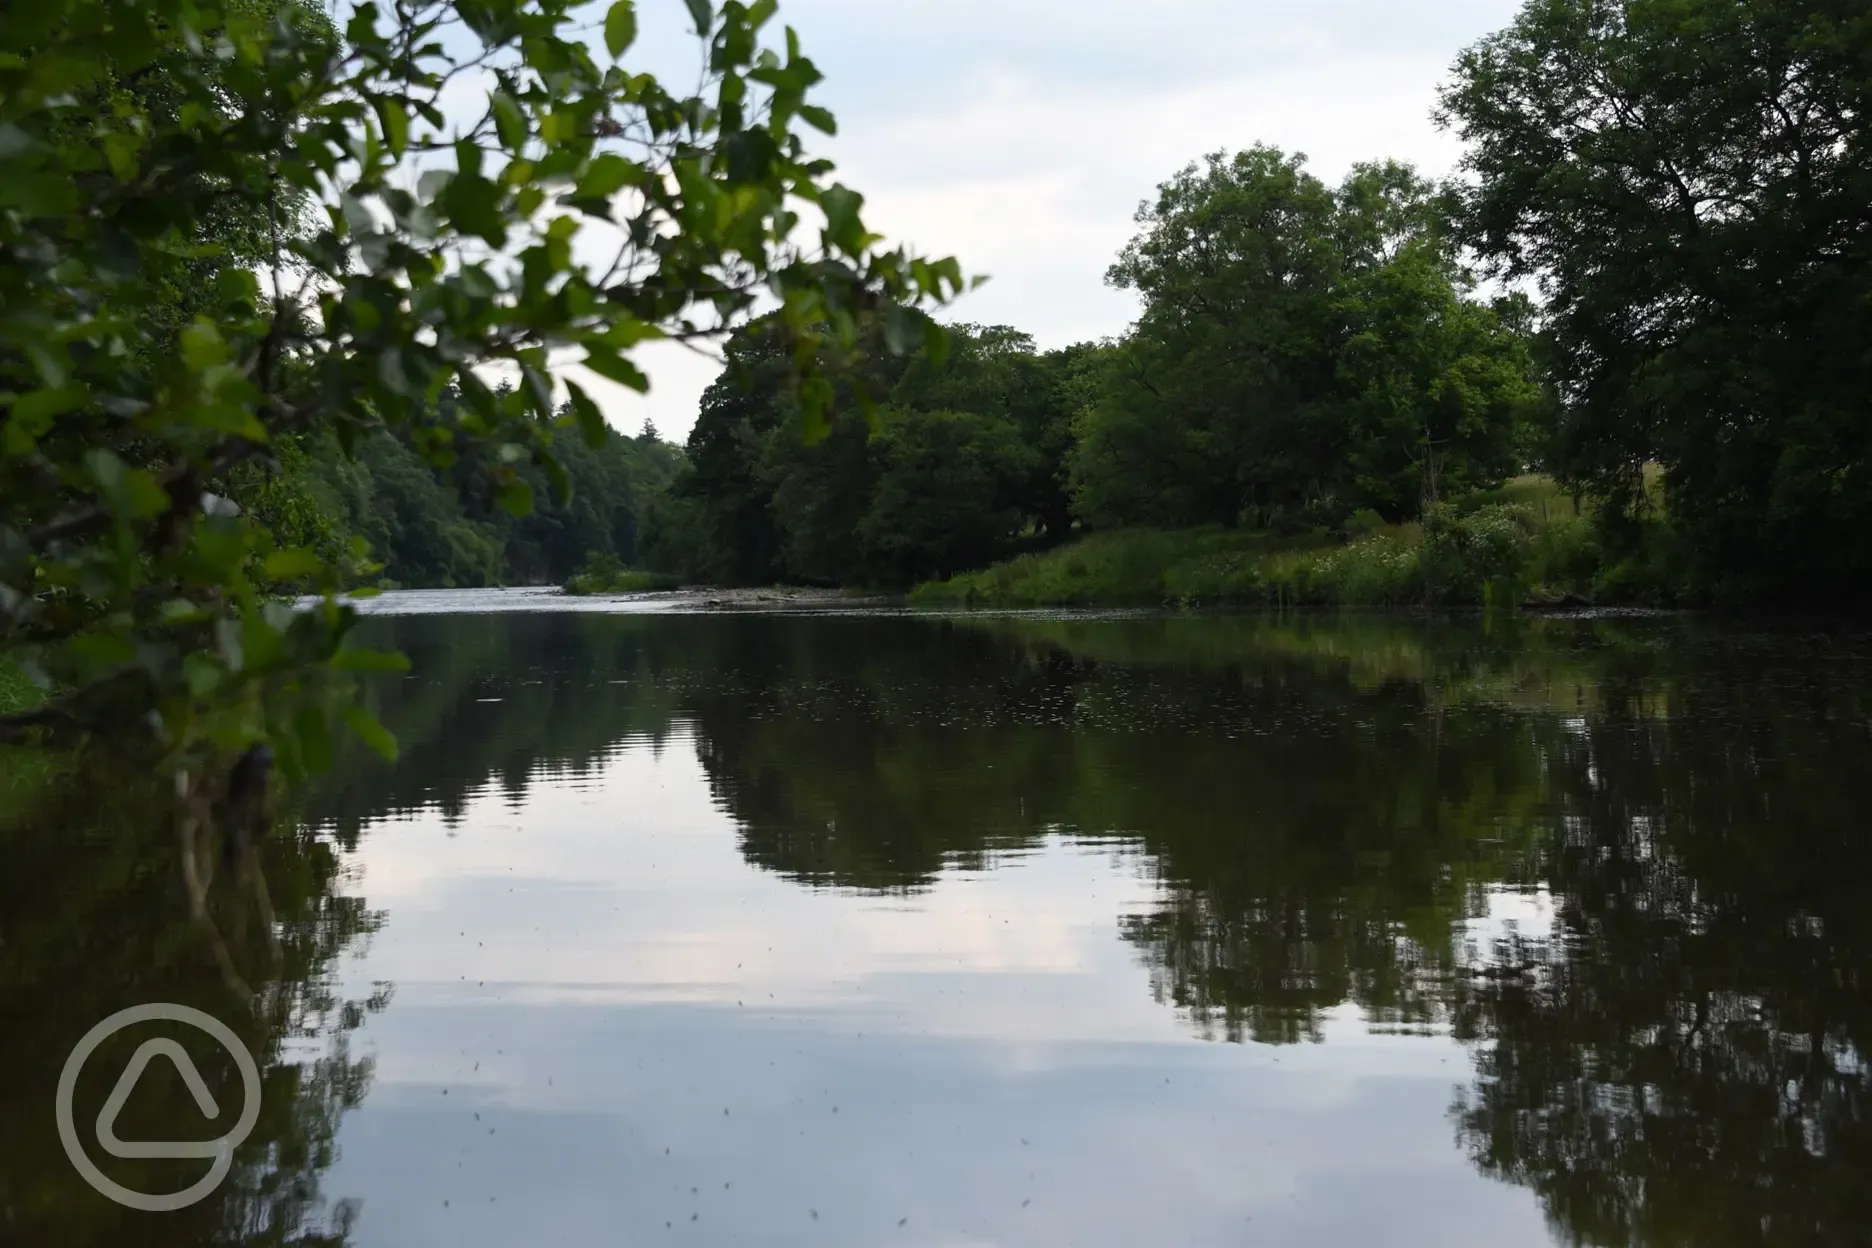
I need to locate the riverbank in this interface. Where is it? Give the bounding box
[910,479,1673,610]
[335,584,899,616]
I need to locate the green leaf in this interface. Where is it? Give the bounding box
[819,183,864,253]
[442,174,507,245]
[577,153,636,200]
[798,104,836,135]
[604,0,638,58]
[580,346,650,392]
[490,91,526,152]
[494,476,534,517]
[180,321,229,370]
[84,449,171,520]
[798,373,834,444]
[183,654,223,698]
[294,704,334,774]
[923,318,951,367]
[4,383,86,454]
[261,548,324,582]
[881,304,916,356]
[373,96,409,157]
[590,317,665,349]
[339,706,399,761]
[565,380,610,449]
[101,131,141,181]
[684,0,713,36]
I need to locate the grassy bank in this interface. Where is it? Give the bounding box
[911,477,1675,610]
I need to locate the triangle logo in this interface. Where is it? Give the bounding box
[94,1038,227,1160]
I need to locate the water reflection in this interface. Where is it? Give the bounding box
[12,608,1872,1245]
[0,767,384,1245]
[1450,641,1872,1246]
[320,610,1872,1245]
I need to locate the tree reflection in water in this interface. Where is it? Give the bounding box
[0,765,384,1246]
[67,608,1868,1248]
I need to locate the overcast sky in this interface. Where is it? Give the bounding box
[583,0,1529,441]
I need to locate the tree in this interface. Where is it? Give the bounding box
[857,407,1036,585]
[1438,0,1872,599]
[1338,248,1541,519]
[887,324,1080,541]
[670,320,1077,587]
[1080,146,1347,531]
[1074,147,1538,532]
[0,0,965,803]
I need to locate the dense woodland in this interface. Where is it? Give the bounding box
[261,0,1871,608]
[254,422,682,589]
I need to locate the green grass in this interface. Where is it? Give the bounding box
[0,663,62,821]
[911,476,1663,610]
[909,526,1330,608]
[563,569,682,596]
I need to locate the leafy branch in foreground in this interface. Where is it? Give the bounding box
[0,0,968,793]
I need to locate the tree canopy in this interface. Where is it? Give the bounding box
[0,0,964,784]
[1439,0,1872,599]
[1072,147,1542,532]
[653,321,1085,587]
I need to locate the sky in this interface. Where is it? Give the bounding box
[581,0,1531,441]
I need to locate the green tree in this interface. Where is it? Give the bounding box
[1073,147,1537,532]
[1339,247,1541,518]
[671,321,1079,586]
[669,327,797,583]
[0,0,965,805]
[857,407,1036,585]
[887,324,1082,541]
[1077,146,1348,531]
[1438,0,1872,599]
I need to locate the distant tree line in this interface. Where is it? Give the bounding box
[247,416,683,590]
[647,0,1872,602]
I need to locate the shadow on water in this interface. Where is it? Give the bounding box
[12,609,1872,1245]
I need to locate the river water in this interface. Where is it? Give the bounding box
[7,599,1871,1245]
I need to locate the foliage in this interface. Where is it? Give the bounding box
[1439,0,1872,601]
[1,760,384,1244]
[0,661,61,812]
[298,408,684,589]
[911,491,1675,609]
[563,550,679,596]
[855,407,1037,586]
[658,322,1084,587]
[1072,148,1543,531]
[0,0,964,783]
[909,526,1300,607]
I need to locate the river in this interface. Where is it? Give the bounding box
[6,599,1870,1245]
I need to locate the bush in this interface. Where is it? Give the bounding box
[563,552,680,597]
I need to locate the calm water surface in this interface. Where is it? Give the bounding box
[6,603,1871,1246]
